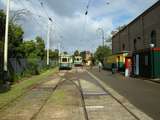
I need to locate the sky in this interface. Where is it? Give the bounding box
[0,0,158,53]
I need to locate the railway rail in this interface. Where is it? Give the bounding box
[0,68,148,120]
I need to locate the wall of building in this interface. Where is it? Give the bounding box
[112,34,120,53]
[112,1,160,54]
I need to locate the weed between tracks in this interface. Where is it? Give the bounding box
[49,89,66,105]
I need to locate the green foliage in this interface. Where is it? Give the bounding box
[0,10,5,42]
[94,45,112,63]
[80,51,86,60]
[0,10,57,83]
[63,51,68,54]
[8,23,24,58]
[0,10,24,58]
[36,36,45,60]
[0,68,58,108]
[74,50,80,56]
[18,38,46,75]
[18,40,36,57]
[49,49,59,60]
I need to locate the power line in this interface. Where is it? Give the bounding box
[85,0,92,15]
[27,0,51,20]
[18,0,48,29]
[13,0,49,39]
[37,0,53,22]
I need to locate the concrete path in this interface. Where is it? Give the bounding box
[89,67,160,120]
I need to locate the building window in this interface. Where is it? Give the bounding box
[122,44,125,51]
[134,39,137,51]
[150,30,156,47]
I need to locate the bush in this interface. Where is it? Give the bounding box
[27,58,40,75]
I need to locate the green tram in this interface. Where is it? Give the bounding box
[103,51,129,72]
[59,54,73,70]
[74,56,83,66]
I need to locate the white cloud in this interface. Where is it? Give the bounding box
[0,0,158,53]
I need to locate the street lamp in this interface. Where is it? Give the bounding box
[97,28,105,47]
[4,0,10,72]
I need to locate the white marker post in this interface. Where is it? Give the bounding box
[4,0,10,71]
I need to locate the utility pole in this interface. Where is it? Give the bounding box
[58,36,63,57]
[46,18,52,65]
[102,30,105,47]
[58,43,61,56]
[4,0,10,71]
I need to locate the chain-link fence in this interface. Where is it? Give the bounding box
[0,56,58,83]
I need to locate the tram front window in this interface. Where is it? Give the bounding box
[62,58,68,62]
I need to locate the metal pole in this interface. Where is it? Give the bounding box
[98,28,105,47]
[4,0,10,71]
[47,20,51,65]
[102,29,105,47]
[58,43,61,56]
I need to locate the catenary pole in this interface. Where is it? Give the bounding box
[58,43,61,56]
[47,18,52,65]
[47,19,51,65]
[4,0,10,71]
[98,28,105,47]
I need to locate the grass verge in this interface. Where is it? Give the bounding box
[0,67,58,109]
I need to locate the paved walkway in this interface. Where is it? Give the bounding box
[89,67,160,120]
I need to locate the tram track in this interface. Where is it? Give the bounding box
[30,69,89,120]
[86,70,145,120]
[64,69,89,120]
[0,68,145,120]
[30,78,65,120]
[70,67,142,120]
[0,75,58,111]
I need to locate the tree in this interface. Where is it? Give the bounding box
[49,49,59,60]
[80,51,86,60]
[35,36,45,60]
[8,23,24,57]
[94,45,112,63]
[20,40,36,58]
[0,10,6,53]
[63,51,68,54]
[0,10,25,58]
[111,25,126,36]
[18,40,41,75]
[74,50,80,56]
[10,9,28,24]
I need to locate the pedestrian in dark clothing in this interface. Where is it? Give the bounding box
[112,63,116,74]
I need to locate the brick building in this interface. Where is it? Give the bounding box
[112,1,160,54]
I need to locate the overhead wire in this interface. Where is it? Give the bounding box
[16,0,47,32]
[79,0,93,52]
[24,0,57,47]
[37,0,68,51]
[12,0,44,37]
[38,0,51,19]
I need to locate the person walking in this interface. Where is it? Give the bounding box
[112,63,116,74]
[98,61,102,72]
